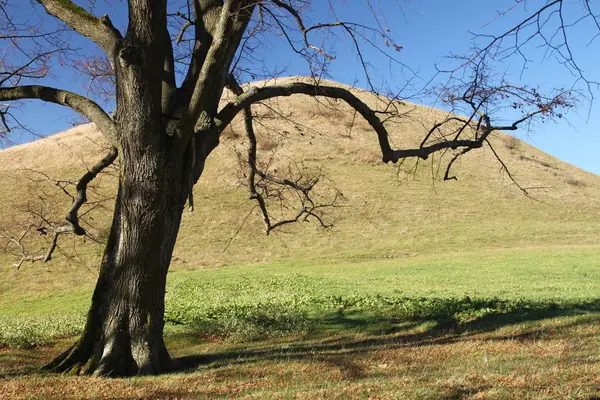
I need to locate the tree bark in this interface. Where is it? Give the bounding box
[44,129,191,376]
[38,0,254,377]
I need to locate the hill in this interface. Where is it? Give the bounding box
[0,77,599,297]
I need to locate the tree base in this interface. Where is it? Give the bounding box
[43,333,172,377]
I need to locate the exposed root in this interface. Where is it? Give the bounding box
[43,332,173,377]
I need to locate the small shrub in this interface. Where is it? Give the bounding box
[221,126,241,141]
[353,150,381,165]
[519,155,555,169]
[566,177,586,187]
[505,136,520,151]
[258,136,279,151]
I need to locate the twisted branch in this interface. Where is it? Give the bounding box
[4,147,118,267]
[226,74,339,234]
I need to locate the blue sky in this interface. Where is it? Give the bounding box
[6,0,599,174]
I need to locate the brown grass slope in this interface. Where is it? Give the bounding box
[0,77,599,296]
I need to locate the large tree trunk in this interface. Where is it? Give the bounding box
[30,0,255,378]
[44,127,191,376]
[42,0,246,375]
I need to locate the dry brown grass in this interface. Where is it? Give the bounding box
[0,78,599,296]
[1,313,599,399]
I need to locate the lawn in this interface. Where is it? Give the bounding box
[1,247,599,399]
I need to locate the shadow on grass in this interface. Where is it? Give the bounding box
[2,297,599,386]
[172,297,600,372]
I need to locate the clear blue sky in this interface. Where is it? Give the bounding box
[7,0,600,174]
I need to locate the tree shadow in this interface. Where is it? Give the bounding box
[2,297,599,385]
[172,297,600,373]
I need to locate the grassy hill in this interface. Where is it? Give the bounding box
[1,78,599,293]
[1,79,599,398]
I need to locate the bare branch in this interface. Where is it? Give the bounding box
[218,81,492,163]
[443,147,473,182]
[65,146,118,236]
[8,146,118,265]
[179,1,256,138]
[484,138,531,197]
[471,0,600,100]
[35,0,122,57]
[0,103,10,135]
[431,53,574,191]
[0,85,118,145]
[0,227,45,269]
[269,0,336,59]
[226,74,339,234]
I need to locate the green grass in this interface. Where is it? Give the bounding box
[1,251,599,398]
[168,247,600,300]
[2,247,599,348]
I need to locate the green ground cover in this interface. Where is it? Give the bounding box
[1,247,599,399]
[2,247,599,348]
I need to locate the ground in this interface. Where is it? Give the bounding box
[1,82,599,398]
[1,248,600,399]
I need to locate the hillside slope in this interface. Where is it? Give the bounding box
[1,77,599,296]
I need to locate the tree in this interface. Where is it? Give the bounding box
[0,0,580,376]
